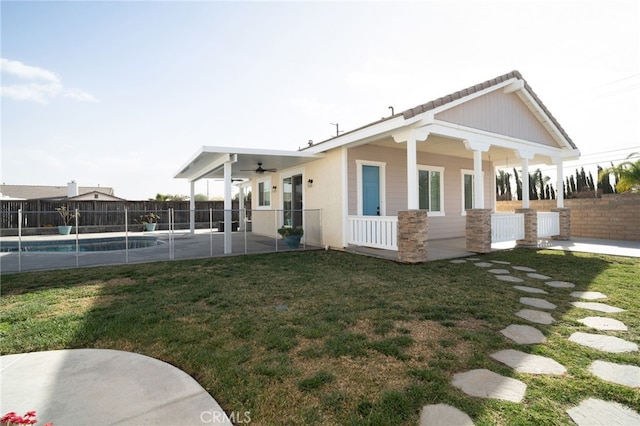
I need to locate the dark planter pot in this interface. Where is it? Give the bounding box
[283,235,302,249]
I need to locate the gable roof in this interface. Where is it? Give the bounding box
[304,70,576,152]
[0,184,115,200]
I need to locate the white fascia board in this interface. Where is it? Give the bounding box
[189,153,236,183]
[174,146,209,178]
[201,145,320,159]
[427,120,568,159]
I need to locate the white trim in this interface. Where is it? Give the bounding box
[417,165,445,217]
[279,167,306,230]
[460,169,484,215]
[256,177,271,209]
[356,160,386,216]
[341,146,349,248]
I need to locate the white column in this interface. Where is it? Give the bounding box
[521,157,530,208]
[407,136,418,209]
[555,159,564,208]
[223,161,232,254]
[473,149,484,209]
[238,185,246,231]
[189,181,196,234]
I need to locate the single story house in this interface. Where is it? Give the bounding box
[0,182,121,201]
[175,71,580,262]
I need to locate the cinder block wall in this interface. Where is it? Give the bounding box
[496,193,640,242]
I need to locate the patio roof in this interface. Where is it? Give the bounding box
[174,146,322,182]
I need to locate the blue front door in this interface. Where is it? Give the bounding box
[362,165,380,216]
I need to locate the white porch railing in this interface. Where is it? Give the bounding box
[348,216,398,251]
[491,213,525,243]
[537,211,560,237]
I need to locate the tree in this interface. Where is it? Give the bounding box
[597,165,615,194]
[150,193,188,201]
[598,153,640,193]
[513,168,522,200]
[194,193,209,201]
[495,170,512,200]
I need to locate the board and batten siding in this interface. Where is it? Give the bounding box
[347,143,494,240]
[435,89,560,148]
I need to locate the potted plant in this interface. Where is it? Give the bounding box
[139,213,160,231]
[55,206,79,235]
[277,226,304,249]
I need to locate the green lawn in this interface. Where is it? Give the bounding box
[1,249,638,425]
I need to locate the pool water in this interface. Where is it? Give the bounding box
[1,237,162,253]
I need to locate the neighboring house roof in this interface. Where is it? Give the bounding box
[67,191,127,201]
[0,185,116,200]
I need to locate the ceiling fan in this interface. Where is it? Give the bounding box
[241,162,277,174]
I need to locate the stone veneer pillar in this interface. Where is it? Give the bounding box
[551,208,571,240]
[398,210,428,263]
[516,208,537,247]
[465,209,492,253]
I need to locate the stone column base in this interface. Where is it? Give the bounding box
[466,209,492,253]
[516,208,537,247]
[551,208,571,240]
[398,210,428,263]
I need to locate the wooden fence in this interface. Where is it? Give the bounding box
[0,200,251,236]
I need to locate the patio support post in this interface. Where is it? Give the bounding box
[463,140,490,209]
[406,136,418,209]
[189,181,196,235]
[238,186,245,232]
[223,160,232,254]
[555,158,564,208]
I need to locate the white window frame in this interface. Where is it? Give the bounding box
[356,160,386,216]
[257,177,271,209]
[417,165,445,217]
[461,169,483,215]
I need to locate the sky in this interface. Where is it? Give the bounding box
[1,0,639,200]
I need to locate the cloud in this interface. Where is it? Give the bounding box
[0,58,98,104]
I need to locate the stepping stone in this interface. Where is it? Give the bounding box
[589,361,640,388]
[474,262,494,267]
[451,369,526,403]
[419,404,474,426]
[450,259,467,264]
[527,273,551,280]
[491,260,511,265]
[512,266,536,272]
[496,275,524,283]
[500,324,547,344]
[467,257,480,261]
[488,269,510,274]
[490,349,567,375]
[569,332,638,353]
[520,297,557,310]
[545,280,576,288]
[513,286,548,294]
[570,302,626,313]
[578,316,628,331]
[570,291,607,300]
[567,398,640,425]
[515,309,555,325]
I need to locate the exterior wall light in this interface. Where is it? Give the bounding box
[307,179,314,188]
[272,186,277,192]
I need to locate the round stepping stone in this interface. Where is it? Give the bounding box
[515,309,555,325]
[490,349,567,375]
[567,398,640,426]
[578,316,628,331]
[519,297,557,310]
[513,286,548,294]
[450,259,467,264]
[570,291,607,300]
[545,280,575,288]
[419,404,474,426]
[491,260,511,265]
[496,275,524,283]
[500,324,546,344]
[467,257,480,261]
[589,361,640,388]
[512,266,536,272]
[527,273,551,280]
[451,369,526,402]
[570,301,626,313]
[569,332,638,353]
[474,262,494,267]
[488,269,510,274]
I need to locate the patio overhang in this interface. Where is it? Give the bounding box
[174,146,323,182]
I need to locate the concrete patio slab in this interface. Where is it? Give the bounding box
[588,360,640,388]
[513,286,548,294]
[500,324,547,344]
[569,332,638,353]
[567,398,640,426]
[451,369,526,402]
[519,297,557,310]
[570,291,607,300]
[577,317,628,331]
[515,309,555,325]
[419,404,474,426]
[490,349,567,375]
[570,302,626,313]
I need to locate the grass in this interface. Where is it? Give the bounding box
[1,249,638,425]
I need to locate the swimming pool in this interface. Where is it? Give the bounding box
[1,237,163,253]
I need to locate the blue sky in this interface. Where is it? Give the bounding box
[2,0,638,200]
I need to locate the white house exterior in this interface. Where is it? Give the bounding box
[175,71,580,261]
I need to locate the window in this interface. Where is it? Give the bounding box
[258,179,270,207]
[461,169,481,213]
[418,166,444,216]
